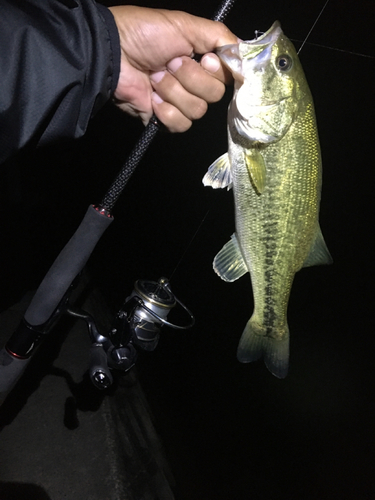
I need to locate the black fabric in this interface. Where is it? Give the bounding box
[0,0,120,164]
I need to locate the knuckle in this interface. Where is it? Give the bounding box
[211,82,225,102]
[189,99,208,120]
[172,120,193,133]
[157,105,192,133]
[206,83,225,103]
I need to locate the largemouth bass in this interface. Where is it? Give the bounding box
[203,21,332,378]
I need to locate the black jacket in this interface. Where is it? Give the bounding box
[0,0,120,164]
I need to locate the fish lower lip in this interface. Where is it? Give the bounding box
[238,97,294,116]
[238,102,278,118]
[259,98,292,107]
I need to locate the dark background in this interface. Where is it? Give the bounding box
[1,0,374,498]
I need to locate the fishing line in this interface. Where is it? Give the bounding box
[294,40,374,59]
[168,208,211,281]
[297,0,330,54]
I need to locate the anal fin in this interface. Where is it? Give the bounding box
[302,224,333,268]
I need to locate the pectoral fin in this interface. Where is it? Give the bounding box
[202,152,232,190]
[213,233,248,282]
[244,149,266,194]
[302,225,333,268]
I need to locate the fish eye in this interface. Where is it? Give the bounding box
[276,55,293,72]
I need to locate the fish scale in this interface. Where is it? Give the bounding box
[203,21,332,378]
[232,103,318,321]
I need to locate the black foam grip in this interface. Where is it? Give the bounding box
[24,205,113,326]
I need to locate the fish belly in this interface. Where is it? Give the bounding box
[231,103,321,377]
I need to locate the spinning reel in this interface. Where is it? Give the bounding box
[70,278,195,389]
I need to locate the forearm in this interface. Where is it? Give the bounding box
[0,0,120,165]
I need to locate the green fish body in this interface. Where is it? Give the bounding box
[203,22,332,378]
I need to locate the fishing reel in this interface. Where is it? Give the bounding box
[76,278,195,390]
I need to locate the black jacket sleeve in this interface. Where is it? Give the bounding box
[0,0,120,164]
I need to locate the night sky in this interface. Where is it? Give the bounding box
[1,0,374,498]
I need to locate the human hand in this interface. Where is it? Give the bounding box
[108,6,238,132]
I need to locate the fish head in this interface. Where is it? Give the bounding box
[217,21,310,144]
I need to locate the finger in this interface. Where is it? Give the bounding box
[151,92,192,133]
[165,56,226,104]
[150,69,208,121]
[200,53,234,85]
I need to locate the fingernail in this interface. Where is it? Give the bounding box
[151,92,164,104]
[150,71,166,83]
[201,54,221,73]
[167,57,183,73]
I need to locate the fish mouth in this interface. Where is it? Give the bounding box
[216,21,282,58]
[246,21,282,45]
[216,21,283,82]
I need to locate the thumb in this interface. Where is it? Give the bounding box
[172,13,239,55]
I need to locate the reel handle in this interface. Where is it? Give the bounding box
[89,344,113,390]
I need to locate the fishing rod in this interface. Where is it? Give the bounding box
[0,0,237,400]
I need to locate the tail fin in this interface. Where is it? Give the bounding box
[237,317,289,379]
